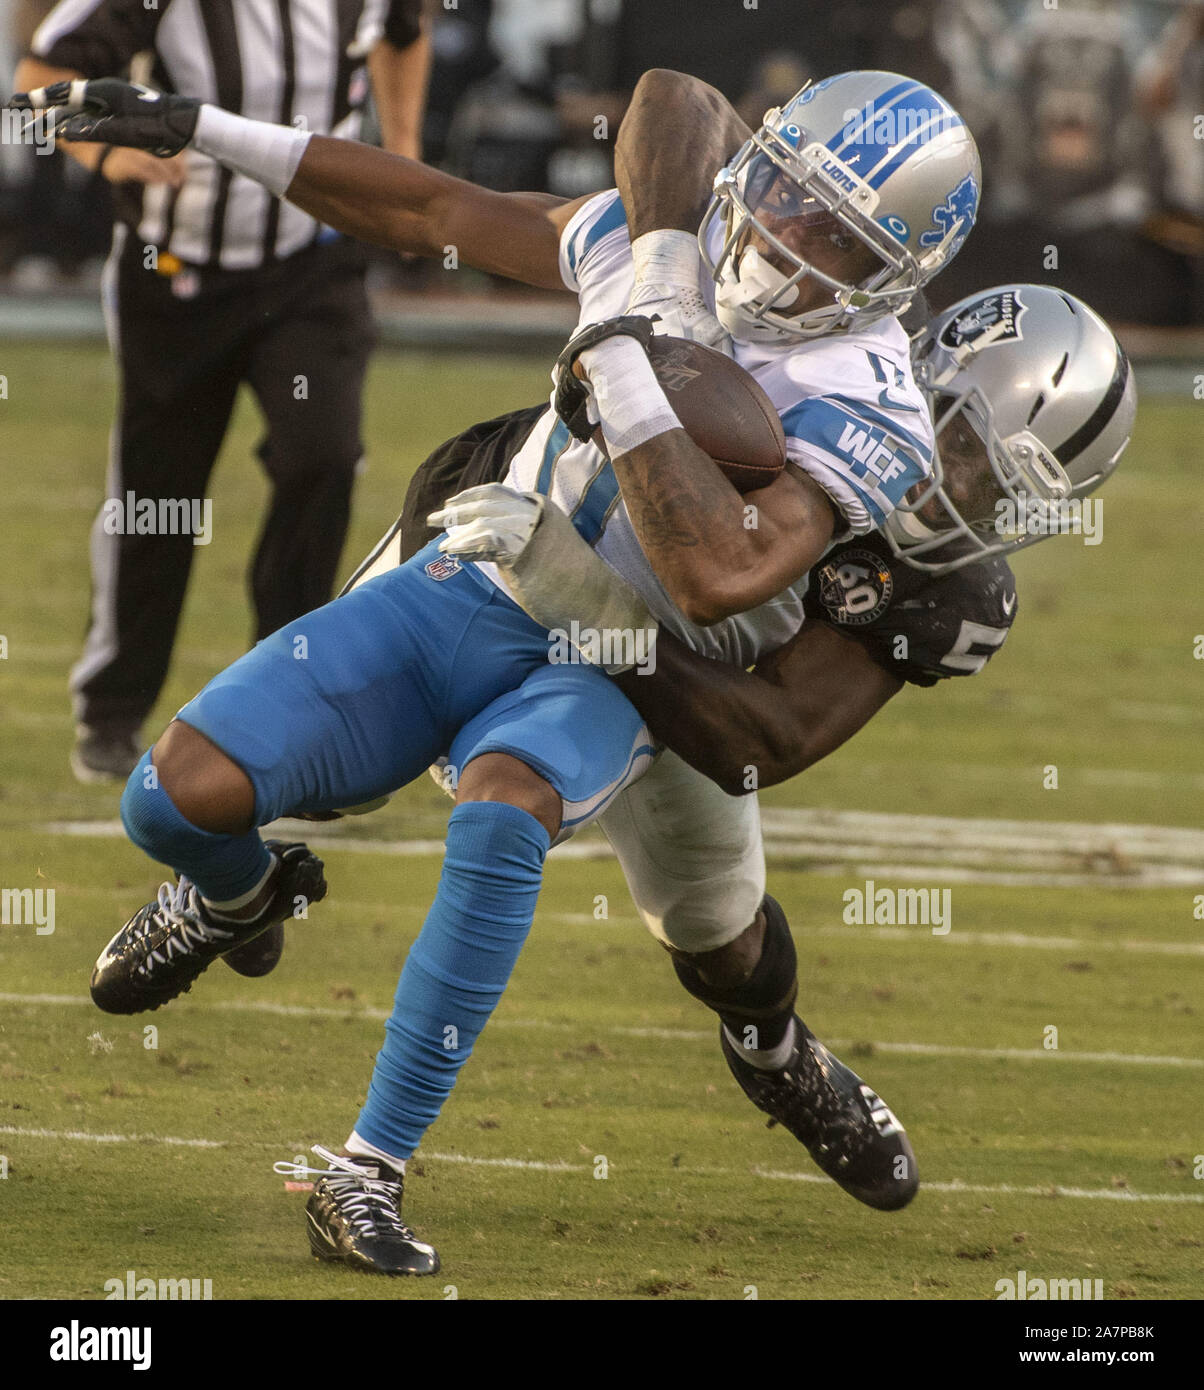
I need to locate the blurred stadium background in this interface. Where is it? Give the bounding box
[1,0,1202,1302]
[3,0,1204,342]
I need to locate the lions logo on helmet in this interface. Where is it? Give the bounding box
[920,173,980,255]
[699,70,982,343]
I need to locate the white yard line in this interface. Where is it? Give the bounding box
[1,1124,1199,1204]
[43,811,1204,887]
[2,992,1199,1068]
[0,1124,223,1149]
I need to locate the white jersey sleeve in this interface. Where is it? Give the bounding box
[559,189,631,311]
[731,321,936,539]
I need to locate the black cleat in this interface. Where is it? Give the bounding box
[721,1015,919,1211]
[275,1146,440,1277]
[222,921,285,977]
[90,840,325,1014]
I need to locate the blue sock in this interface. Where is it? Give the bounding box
[355,800,550,1159]
[121,751,273,903]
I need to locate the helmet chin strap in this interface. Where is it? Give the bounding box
[717,246,804,317]
[885,507,943,546]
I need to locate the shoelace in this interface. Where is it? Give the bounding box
[136,878,237,971]
[751,1040,867,1161]
[274,1145,417,1241]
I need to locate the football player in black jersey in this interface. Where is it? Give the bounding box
[415,278,1133,1214]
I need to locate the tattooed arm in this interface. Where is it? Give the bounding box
[606,433,837,625]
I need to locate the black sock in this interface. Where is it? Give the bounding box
[672,895,797,1052]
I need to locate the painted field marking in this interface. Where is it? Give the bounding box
[2,1125,1200,1205]
[43,810,1204,888]
[2,993,1199,1068]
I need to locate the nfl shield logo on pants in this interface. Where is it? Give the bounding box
[425,556,462,582]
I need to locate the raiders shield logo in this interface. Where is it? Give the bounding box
[940,290,1027,350]
[816,548,893,627]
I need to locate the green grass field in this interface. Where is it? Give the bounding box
[1,343,1201,1300]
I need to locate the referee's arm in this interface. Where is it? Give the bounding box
[369,0,433,161]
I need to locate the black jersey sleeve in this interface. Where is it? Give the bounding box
[339,404,548,594]
[31,0,166,76]
[802,533,1018,687]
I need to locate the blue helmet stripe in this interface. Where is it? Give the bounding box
[827,79,923,160]
[865,107,965,191]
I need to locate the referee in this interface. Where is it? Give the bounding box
[15,0,431,782]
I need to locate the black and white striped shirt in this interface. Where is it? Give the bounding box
[33,0,423,270]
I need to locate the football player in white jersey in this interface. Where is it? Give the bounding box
[15,67,985,1270]
[432,280,1134,1195]
[335,277,1132,1239]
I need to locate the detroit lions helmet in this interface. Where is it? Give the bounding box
[699,71,982,343]
[885,285,1137,574]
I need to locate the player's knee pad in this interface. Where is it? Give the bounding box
[671,893,798,1021]
[121,751,272,901]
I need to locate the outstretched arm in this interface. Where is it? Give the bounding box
[282,137,582,287]
[8,77,583,289]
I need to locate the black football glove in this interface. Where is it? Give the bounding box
[6,78,200,157]
[553,315,657,443]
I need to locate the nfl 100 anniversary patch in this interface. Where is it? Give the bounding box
[815,548,894,626]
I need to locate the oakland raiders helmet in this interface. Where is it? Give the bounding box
[699,71,982,343]
[885,285,1137,573]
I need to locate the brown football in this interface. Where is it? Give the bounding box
[647,335,787,493]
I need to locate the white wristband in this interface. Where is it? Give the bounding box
[579,336,681,458]
[193,104,311,198]
[630,228,704,290]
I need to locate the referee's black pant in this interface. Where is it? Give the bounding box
[71,230,376,734]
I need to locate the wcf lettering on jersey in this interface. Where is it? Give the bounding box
[835,422,911,486]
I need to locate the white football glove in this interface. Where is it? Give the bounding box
[429,483,657,674]
[626,228,731,354]
[429,483,545,563]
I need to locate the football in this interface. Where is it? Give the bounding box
[647,335,788,493]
